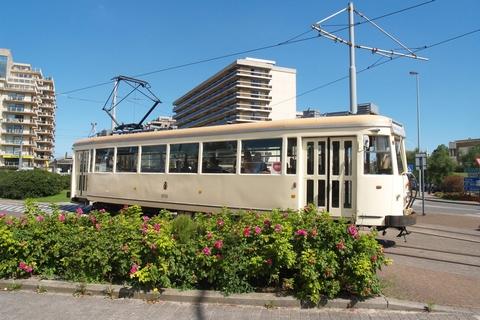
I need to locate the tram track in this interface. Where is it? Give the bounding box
[384,249,480,268]
[381,224,480,269]
[410,225,480,238]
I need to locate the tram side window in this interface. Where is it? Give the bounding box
[141,145,166,173]
[95,148,114,172]
[202,141,237,174]
[169,143,199,173]
[287,138,297,174]
[116,146,138,173]
[364,135,392,175]
[241,138,282,174]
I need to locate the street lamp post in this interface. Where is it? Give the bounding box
[409,71,425,216]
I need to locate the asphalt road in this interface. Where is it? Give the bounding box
[412,199,479,216]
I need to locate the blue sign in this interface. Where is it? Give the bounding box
[464,177,480,192]
[407,164,414,173]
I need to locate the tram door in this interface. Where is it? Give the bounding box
[75,150,89,196]
[303,138,355,218]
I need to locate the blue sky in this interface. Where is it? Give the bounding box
[1,0,479,157]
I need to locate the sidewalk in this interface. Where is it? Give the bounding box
[1,288,478,320]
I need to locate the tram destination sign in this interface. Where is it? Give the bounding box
[464,177,480,192]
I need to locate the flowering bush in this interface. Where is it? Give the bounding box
[0,203,390,304]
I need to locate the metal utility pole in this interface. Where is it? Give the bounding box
[348,2,357,115]
[410,71,425,216]
[311,2,427,114]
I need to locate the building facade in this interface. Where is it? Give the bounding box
[173,58,296,128]
[0,49,56,168]
[449,138,480,163]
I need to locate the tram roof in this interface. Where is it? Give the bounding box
[74,114,402,147]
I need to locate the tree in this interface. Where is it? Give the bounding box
[461,145,480,169]
[427,144,456,187]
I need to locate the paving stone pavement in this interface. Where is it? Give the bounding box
[0,291,478,320]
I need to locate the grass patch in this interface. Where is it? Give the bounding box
[29,190,70,203]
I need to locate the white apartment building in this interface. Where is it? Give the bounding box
[0,49,56,168]
[173,58,296,128]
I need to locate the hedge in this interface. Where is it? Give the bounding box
[0,203,390,304]
[0,170,67,199]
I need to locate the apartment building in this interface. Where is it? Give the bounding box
[173,58,296,128]
[0,49,56,168]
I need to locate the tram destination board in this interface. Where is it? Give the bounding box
[464,177,480,192]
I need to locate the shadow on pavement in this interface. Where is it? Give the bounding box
[377,239,396,248]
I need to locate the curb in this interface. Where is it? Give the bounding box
[1,278,477,315]
[416,197,479,206]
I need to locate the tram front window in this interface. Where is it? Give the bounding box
[394,137,405,174]
[364,135,392,175]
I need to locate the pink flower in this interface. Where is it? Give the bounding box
[347,225,359,238]
[202,247,211,256]
[295,229,308,237]
[99,209,106,214]
[214,240,223,250]
[371,255,378,262]
[36,215,44,222]
[18,261,33,273]
[141,223,148,234]
[274,224,282,233]
[90,215,97,225]
[265,258,273,266]
[143,216,150,222]
[76,207,83,215]
[0,212,6,219]
[58,213,66,223]
[216,219,224,227]
[254,226,262,235]
[153,223,161,232]
[263,219,271,227]
[336,241,346,251]
[243,226,251,237]
[130,264,139,274]
[95,223,101,231]
[206,231,213,240]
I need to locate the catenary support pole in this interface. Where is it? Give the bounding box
[348,2,357,114]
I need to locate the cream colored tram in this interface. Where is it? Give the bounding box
[71,115,416,228]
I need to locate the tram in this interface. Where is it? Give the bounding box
[71,114,416,229]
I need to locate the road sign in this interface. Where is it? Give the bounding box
[415,153,427,169]
[464,177,480,192]
[408,164,414,173]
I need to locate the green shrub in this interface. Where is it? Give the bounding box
[442,175,464,193]
[0,170,65,199]
[0,205,390,304]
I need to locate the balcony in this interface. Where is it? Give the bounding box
[3,108,36,115]
[37,139,54,145]
[36,130,54,136]
[1,83,37,93]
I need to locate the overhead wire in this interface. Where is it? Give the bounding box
[268,27,480,108]
[57,0,436,97]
